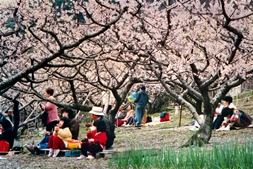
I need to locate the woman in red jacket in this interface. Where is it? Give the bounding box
[77,119,107,160]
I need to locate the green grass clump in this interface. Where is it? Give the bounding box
[108,139,253,169]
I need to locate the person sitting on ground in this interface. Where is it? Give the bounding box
[0,118,14,150]
[47,117,72,157]
[114,106,127,127]
[122,105,135,126]
[215,108,234,131]
[77,119,107,160]
[61,108,80,140]
[212,96,235,130]
[85,106,115,149]
[115,106,126,120]
[26,109,78,155]
[220,109,252,130]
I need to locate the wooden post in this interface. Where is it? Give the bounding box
[179,105,182,127]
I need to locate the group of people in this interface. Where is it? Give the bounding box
[2,85,149,158]
[212,96,252,131]
[114,104,149,127]
[0,85,149,156]
[26,87,115,159]
[1,85,252,160]
[32,85,149,158]
[114,85,149,127]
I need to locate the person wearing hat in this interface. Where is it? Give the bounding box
[77,114,107,160]
[212,96,235,130]
[85,106,115,149]
[61,108,80,139]
[0,117,14,150]
[134,85,149,127]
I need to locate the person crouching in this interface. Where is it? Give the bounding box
[77,120,107,160]
[48,117,72,157]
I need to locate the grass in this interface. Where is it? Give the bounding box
[108,138,253,169]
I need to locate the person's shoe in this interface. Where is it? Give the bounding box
[34,146,41,155]
[134,125,141,129]
[48,148,53,157]
[216,126,225,131]
[26,145,35,154]
[86,155,95,160]
[53,149,60,157]
[77,154,86,160]
[230,126,236,130]
[224,125,230,131]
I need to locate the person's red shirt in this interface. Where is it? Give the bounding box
[92,132,107,149]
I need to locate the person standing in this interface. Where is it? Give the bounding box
[134,85,148,127]
[41,88,59,135]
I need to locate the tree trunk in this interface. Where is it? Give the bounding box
[181,104,214,147]
[108,110,116,123]
[13,100,20,140]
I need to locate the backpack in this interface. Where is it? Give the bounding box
[160,112,170,122]
[146,116,152,123]
[0,140,10,153]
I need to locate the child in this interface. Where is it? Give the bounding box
[77,119,107,160]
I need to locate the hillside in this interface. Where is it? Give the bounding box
[1,109,252,168]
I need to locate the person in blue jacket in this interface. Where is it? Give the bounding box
[134,85,148,127]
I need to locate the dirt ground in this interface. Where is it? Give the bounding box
[1,117,252,169]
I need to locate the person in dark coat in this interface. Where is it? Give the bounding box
[77,119,107,160]
[86,106,115,149]
[134,85,149,127]
[61,108,80,139]
[0,118,14,150]
[213,96,234,130]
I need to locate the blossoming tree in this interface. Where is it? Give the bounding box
[124,0,253,145]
